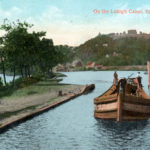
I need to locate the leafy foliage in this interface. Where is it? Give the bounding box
[0,19,64,85]
[74,35,150,66]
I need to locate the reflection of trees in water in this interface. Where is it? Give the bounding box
[94,119,148,150]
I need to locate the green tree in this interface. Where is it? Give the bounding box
[0,37,7,85]
[0,19,64,85]
[38,38,58,76]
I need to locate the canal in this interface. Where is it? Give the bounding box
[0,71,150,150]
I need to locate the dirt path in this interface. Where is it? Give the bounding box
[0,84,95,129]
[0,85,83,113]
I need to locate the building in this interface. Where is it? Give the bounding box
[86,62,103,70]
[128,30,137,34]
[102,43,108,47]
[86,62,96,69]
[107,30,150,39]
[72,60,82,68]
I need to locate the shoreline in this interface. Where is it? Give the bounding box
[63,65,147,72]
[100,65,147,71]
[0,84,95,132]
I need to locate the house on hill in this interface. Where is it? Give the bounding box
[54,64,68,72]
[102,43,108,47]
[86,62,103,70]
[72,60,82,68]
[86,62,95,69]
[94,64,103,70]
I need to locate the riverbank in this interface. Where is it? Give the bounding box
[100,65,147,71]
[55,65,147,72]
[0,78,95,131]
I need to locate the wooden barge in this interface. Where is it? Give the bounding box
[94,75,150,121]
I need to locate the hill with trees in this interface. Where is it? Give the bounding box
[1,19,150,80]
[74,34,150,66]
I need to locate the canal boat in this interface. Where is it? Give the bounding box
[94,75,150,121]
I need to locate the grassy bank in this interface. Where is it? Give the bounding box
[0,73,87,126]
[0,72,66,99]
[1,78,68,99]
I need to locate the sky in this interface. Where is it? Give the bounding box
[0,0,150,46]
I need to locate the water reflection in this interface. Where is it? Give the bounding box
[0,71,150,150]
[94,119,148,150]
[0,74,19,83]
[97,119,148,131]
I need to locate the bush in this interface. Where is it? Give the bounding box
[11,77,40,88]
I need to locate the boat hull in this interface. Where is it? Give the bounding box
[94,84,150,121]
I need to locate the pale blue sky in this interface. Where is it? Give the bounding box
[0,0,150,45]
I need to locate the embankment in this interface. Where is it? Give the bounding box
[0,84,95,132]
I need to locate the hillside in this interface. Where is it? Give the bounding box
[74,35,150,66]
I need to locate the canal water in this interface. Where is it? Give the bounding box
[0,71,150,150]
[0,74,19,83]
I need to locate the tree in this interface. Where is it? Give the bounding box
[38,38,58,76]
[0,20,46,83]
[0,37,7,85]
[0,19,64,85]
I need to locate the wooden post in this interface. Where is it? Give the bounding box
[147,61,150,90]
[58,90,62,96]
[117,93,123,122]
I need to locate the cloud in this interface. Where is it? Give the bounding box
[0,4,24,37]
[0,5,108,46]
[29,3,150,46]
[26,5,98,46]
[1,3,150,46]
[38,5,63,23]
[93,3,150,34]
[0,6,22,19]
[115,2,129,8]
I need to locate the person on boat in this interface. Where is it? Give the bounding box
[135,72,142,87]
[118,78,127,95]
[113,71,119,94]
[135,72,142,96]
[113,71,118,86]
[137,72,141,77]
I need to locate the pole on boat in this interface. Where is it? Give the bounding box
[117,78,126,122]
[147,61,150,91]
[117,93,123,122]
